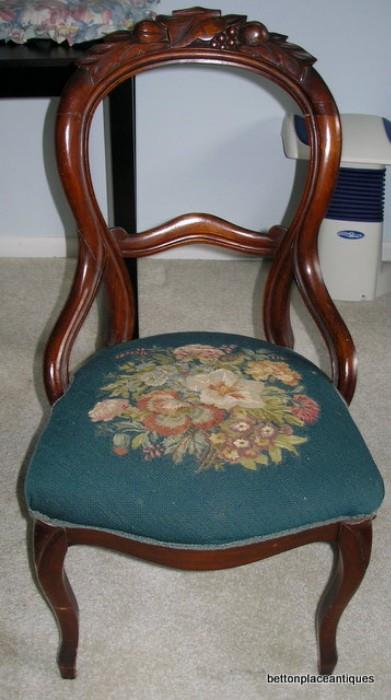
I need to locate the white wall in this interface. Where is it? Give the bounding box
[0,0,390,257]
[0,99,107,256]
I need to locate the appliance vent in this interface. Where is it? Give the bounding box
[326,167,385,222]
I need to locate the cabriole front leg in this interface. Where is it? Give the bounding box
[316,519,373,674]
[33,520,79,679]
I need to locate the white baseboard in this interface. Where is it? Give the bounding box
[0,235,78,258]
[1,235,391,261]
[0,237,246,260]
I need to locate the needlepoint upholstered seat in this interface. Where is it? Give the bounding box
[25,7,384,680]
[27,331,383,547]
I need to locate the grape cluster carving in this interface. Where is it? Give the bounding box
[77,9,316,86]
[210,24,239,51]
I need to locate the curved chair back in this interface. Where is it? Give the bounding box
[47,7,356,405]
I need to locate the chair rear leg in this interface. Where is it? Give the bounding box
[316,519,372,675]
[34,520,79,679]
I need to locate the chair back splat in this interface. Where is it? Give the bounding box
[26,8,384,681]
[46,7,356,404]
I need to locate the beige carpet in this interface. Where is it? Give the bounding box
[0,258,390,700]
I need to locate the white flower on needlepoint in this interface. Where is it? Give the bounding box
[141,368,172,387]
[186,369,265,410]
[88,398,129,422]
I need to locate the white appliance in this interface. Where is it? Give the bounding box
[282,113,391,300]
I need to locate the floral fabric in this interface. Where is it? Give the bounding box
[89,343,320,472]
[0,1,159,45]
[25,332,384,547]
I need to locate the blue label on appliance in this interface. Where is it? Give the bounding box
[337,230,365,240]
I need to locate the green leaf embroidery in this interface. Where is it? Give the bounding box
[268,446,282,463]
[130,433,146,449]
[88,343,320,472]
[240,458,258,470]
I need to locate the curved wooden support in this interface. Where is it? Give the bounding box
[34,521,79,679]
[32,516,374,676]
[102,243,137,346]
[44,239,104,404]
[295,261,357,403]
[292,113,358,404]
[316,519,373,675]
[263,233,295,348]
[111,216,284,258]
[66,520,340,571]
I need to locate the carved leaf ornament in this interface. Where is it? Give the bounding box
[78,7,316,83]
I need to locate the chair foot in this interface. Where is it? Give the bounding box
[34,520,79,679]
[59,663,77,680]
[316,519,372,675]
[58,635,78,679]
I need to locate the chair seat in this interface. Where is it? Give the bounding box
[26,332,384,548]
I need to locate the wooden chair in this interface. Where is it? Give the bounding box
[26,7,384,679]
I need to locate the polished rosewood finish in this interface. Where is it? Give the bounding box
[110,217,285,257]
[31,8,372,679]
[34,517,373,679]
[45,6,357,405]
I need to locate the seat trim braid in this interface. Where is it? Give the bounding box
[31,511,376,554]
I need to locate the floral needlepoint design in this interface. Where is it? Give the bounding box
[89,399,130,422]
[89,344,320,471]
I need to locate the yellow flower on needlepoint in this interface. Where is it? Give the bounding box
[246,360,301,386]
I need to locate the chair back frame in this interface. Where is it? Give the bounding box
[32,10,375,680]
[46,7,356,404]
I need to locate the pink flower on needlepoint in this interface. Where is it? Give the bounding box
[173,344,225,361]
[291,395,320,424]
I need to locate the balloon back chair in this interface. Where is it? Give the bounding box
[26,7,384,679]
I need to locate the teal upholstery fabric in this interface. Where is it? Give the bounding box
[25,332,384,548]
